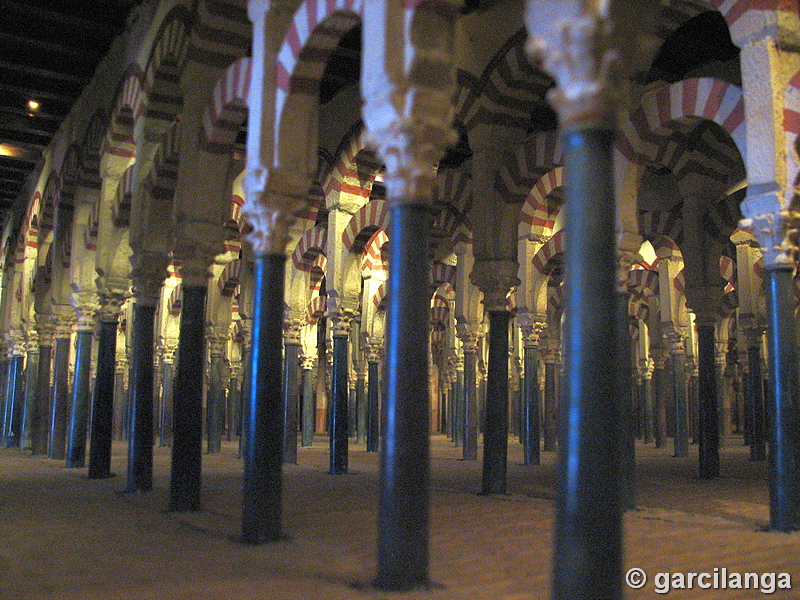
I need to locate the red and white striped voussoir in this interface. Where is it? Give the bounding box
[342,199,388,251]
[291,225,328,271]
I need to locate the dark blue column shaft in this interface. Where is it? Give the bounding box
[283,342,300,464]
[463,349,478,461]
[0,359,8,439]
[616,293,635,510]
[552,127,621,600]
[764,267,800,531]
[522,345,541,465]
[643,375,654,444]
[697,324,720,478]
[126,303,156,492]
[653,365,668,448]
[170,286,206,510]
[66,330,93,467]
[672,352,688,458]
[482,311,509,494]
[7,355,24,447]
[161,361,174,446]
[48,337,70,459]
[113,367,126,441]
[747,343,766,461]
[31,345,51,455]
[543,359,558,451]
[207,351,224,454]
[356,372,367,444]
[301,366,315,447]
[366,359,379,452]
[21,350,39,449]
[238,342,251,458]
[377,204,430,590]
[330,334,348,473]
[242,255,285,543]
[89,320,118,478]
[453,362,464,447]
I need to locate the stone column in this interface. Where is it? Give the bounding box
[366,341,381,453]
[641,359,654,444]
[744,324,767,460]
[4,331,25,448]
[651,346,669,449]
[526,3,655,596]
[206,329,227,454]
[300,354,316,447]
[668,335,689,458]
[125,252,168,493]
[541,339,560,452]
[355,360,367,445]
[282,317,301,465]
[20,329,39,450]
[66,292,99,468]
[519,317,545,465]
[48,311,73,460]
[696,314,720,478]
[459,333,479,461]
[88,281,128,478]
[328,312,352,474]
[159,340,177,446]
[113,359,127,441]
[31,316,53,455]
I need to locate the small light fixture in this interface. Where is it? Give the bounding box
[27,99,40,116]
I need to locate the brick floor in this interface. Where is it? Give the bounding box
[0,435,797,599]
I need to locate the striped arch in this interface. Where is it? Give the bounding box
[705,0,799,30]
[718,288,739,318]
[431,261,457,289]
[371,281,388,310]
[306,295,327,324]
[291,224,328,271]
[59,144,81,206]
[465,29,553,131]
[85,199,100,251]
[104,70,142,162]
[310,253,328,292]
[39,174,61,234]
[618,78,746,166]
[142,8,191,126]
[655,0,712,43]
[518,166,564,240]
[452,218,473,246]
[217,259,241,296]
[323,123,382,204]
[548,284,564,317]
[674,269,686,294]
[703,187,745,243]
[532,229,564,275]
[202,57,251,154]
[452,68,482,129]
[430,291,451,331]
[361,230,388,277]
[785,70,800,186]
[143,119,181,200]
[639,209,684,246]
[720,255,736,293]
[497,130,564,205]
[434,168,473,217]
[342,199,388,252]
[113,165,135,227]
[628,268,660,297]
[24,192,41,251]
[275,1,364,148]
[80,109,106,190]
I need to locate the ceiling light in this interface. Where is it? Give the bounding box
[27,100,40,111]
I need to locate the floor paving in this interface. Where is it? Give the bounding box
[1,434,798,599]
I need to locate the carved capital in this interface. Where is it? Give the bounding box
[470,260,519,312]
[207,333,228,356]
[130,251,169,306]
[518,312,547,348]
[95,276,130,321]
[740,208,799,269]
[34,313,55,347]
[70,291,100,332]
[367,341,383,364]
[242,169,308,255]
[4,329,26,357]
[283,318,303,345]
[52,307,74,338]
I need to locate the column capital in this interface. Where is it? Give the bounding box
[4,329,25,357]
[34,313,55,347]
[518,313,547,348]
[283,318,303,345]
[70,291,100,332]
[367,341,383,364]
[242,169,308,255]
[299,354,316,371]
[328,305,356,337]
[525,2,657,128]
[23,327,38,354]
[159,337,178,363]
[52,306,75,339]
[206,327,229,356]
[470,259,519,312]
[95,276,130,321]
[130,251,169,306]
[740,207,799,269]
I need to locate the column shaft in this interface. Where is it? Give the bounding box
[126,303,156,492]
[482,311,509,493]
[161,362,174,446]
[301,367,315,447]
[330,335,348,473]
[377,204,430,590]
[21,351,39,449]
[241,255,285,543]
[366,360,379,452]
[66,330,93,467]
[616,293,635,510]
[31,345,51,455]
[169,286,206,510]
[463,350,478,461]
[697,324,720,478]
[48,337,70,459]
[7,356,24,447]
[552,127,621,600]
[643,376,654,444]
[522,345,541,465]
[356,375,367,445]
[88,320,117,478]
[207,351,224,454]
[672,352,688,458]
[764,267,800,531]
[543,360,558,451]
[283,342,300,464]
[747,344,766,460]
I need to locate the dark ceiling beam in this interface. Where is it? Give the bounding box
[0,31,96,59]
[3,1,123,35]
[0,61,90,86]
[0,83,75,107]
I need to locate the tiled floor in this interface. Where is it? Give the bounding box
[1,434,797,599]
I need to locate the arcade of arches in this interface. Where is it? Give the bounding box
[1,0,800,595]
